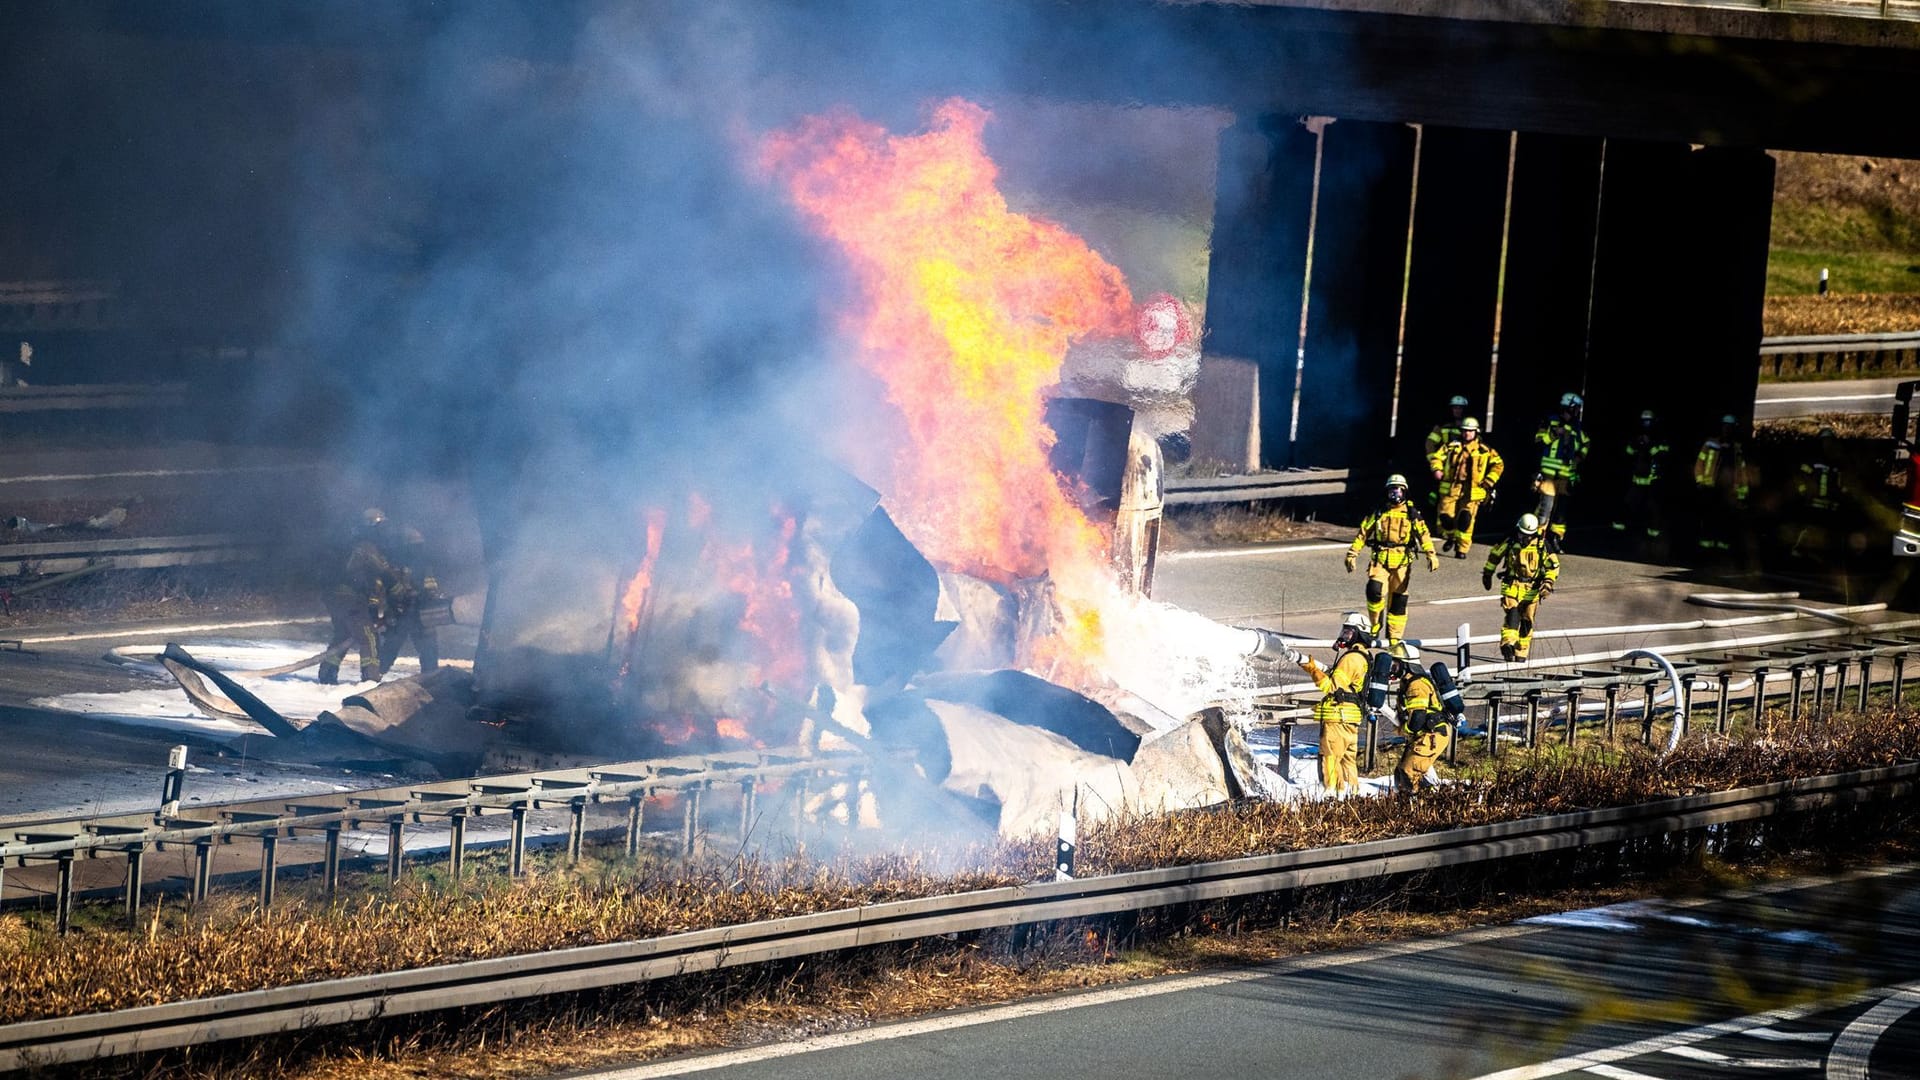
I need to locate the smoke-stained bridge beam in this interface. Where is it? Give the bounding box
[1296,119,1415,493]
[1398,125,1509,470]
[1196,115,1317,471]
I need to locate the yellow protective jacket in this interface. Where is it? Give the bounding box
[1693,438,1751,502]
[1424,419,1463,459]
[1482,534,1560,599]
[1427,440,1505,501]
[1796,461,1843,513]
[1534,419,1589,483]
[1348,503,1437,570]
[1301,648,1370,727]
[1398,672,1443,732]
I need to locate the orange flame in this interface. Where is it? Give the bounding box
[617,508,669,635]
[760,100,1132,594]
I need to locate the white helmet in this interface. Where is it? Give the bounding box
[1449,394,1469,408]
[1517,513,1542,535]
[1460,417,1481,433]
[1560,392,1583,408]
[1388,641,1421,664]
[1342,611,1370,632]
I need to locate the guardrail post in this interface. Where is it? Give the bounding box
[386,818,405,884]
[123,847,143,926]
[449,811,467,883]
[192,837,213,905]
[1642,679,1659,745]
[1751,666,1770,726]
[1486,691,1502,759]
[626,794,644,858]
[682,786,703,858]
[567,798,586,864]
[1715,673,1732,734]
[1893,654,1907,705]
[1363,714,1378,772]
[1832,660,1849,716]
[1525,692,1542,749]
[1858,656,1874,712]
[323,825,341,898]
[1788,665,1806,722]
[259,835,278,910]
[509,804,527,877]
[739,780,757,845]
[55,853,74,935]
[1811,661,1829,720]
[1563,688,1581,746]
[1604,684,1619,741]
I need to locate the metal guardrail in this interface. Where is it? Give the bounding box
[0,532,267,576]
[0,761,1910,1070]
[0,746,866,932]
[1165,467,1349,505]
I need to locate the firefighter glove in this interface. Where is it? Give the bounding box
[1481,571,1493,591]
[1344,551,1358,573]
[1427,551,1440,572]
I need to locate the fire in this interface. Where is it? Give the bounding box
[617,508,668,635]
[760,100,1131,591]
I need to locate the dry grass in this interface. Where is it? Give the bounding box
[1160,506,1349,549]
[4,707,1915,1046]
[1764,293,1920,336]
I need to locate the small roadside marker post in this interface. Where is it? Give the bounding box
[1055,788,1078,882]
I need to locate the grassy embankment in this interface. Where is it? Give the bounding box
[0,699,1913,1077]
[1764,150,1920,339]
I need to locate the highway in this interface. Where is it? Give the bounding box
[1756,376,1906,420]
[596,865,1920,1079]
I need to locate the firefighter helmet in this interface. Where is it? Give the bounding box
[1640,409,1655,423]
[1385,473,1409,490]
[1517,513,1542,535]
[1721,414,1737,425]
[1335,611,1374,650]
[1449,394,1469,408]
[362,507,387,528]
[1388,641,1421,664]
[1460,417,1481,432]
[1384,474,1409,505]
[1559,392,1583,408]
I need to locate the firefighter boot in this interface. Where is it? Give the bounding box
[316,661,340,685]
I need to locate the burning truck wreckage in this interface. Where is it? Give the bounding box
[133,101,1312,843]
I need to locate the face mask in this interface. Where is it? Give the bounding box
[1387,488,1406,505]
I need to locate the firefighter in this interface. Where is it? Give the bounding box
[1385,641,1450,794]
[1427,416,1504,560]
[317,507,397,685]
[1790,426,1846,563]
[1424,394,1471,515]
[378,525,444,675]
[1344,474,1441,645]
[1532,392,1589,546]
[1481,512,1560,662]
[1279,612,1373,795]
[1610,409,1670,558]
[1692,413,1751,557]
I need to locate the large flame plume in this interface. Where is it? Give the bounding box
[759,99,1132,589]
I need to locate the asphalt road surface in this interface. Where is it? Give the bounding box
[594,865,1920,1080]
[1756,376,1906,421]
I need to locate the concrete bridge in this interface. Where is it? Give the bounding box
[2,0,1916,497]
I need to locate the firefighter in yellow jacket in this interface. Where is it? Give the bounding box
[1692,413,1752,555]
[1481,513,1560,662]
[1345,474,1440,645]
[1282,612,1374,794]
[1386,641,1450,793]
[1427,416,1504,560]
[1532,392,1589,545]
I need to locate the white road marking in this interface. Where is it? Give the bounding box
[1826,982,1920,1080]
[0,463,319,485]
[1430,594,1499,606]
[1764,394,1893,405]
[1584,1065,1666,1080]
[1160,542,1349,561]
[1744,1027,1832,1042]
[589,923,1549,1078]
[18,617,327,645]
[1660,1044,1817,1068]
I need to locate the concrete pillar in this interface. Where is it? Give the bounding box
[1399,126,1510,472]
[1298,120,1416,493]
[1493,134,1603,447]
[1198,116,1318,470]
[1585,139,1698,491]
